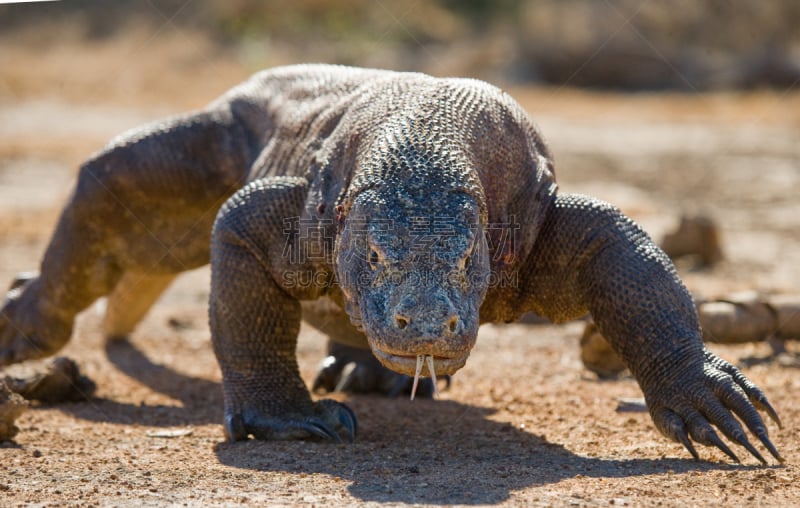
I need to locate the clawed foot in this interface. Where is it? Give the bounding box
[646,348,783,464]
[312,342,450,398]
[1,274,72,366]
[224,398,357,443]
[5,356,96,403]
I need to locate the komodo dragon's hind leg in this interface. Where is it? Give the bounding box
[304,299,444,397]
[0,110,251,365]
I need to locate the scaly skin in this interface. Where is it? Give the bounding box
[0,64,782,462]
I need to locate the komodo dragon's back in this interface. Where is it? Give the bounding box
[213,65,555,221]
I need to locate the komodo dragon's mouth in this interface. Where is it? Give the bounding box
[371,349,469,399]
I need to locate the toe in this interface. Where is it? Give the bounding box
[315,399,358,442]
[224,413,248,441]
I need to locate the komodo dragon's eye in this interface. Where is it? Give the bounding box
[461,240,476,270]
[368,248,380,269]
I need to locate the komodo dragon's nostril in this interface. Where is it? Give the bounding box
[395,315,409,330]
[447,315,458,333]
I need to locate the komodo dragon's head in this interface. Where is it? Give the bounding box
[335,130,491,386]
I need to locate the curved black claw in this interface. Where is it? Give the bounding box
[312,342,450,398]
[704,349,782,429]
[647,348,783,464]
[224,413,248,441]
[316,398,358,442]
[224,398,357,443]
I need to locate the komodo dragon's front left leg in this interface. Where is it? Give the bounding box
[520,193,782,463]
[210,177,356,442]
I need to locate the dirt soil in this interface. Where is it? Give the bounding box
[1,28,800,507]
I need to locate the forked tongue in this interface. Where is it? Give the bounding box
[409,354,439,400]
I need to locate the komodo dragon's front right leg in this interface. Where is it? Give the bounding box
[210,177,357,442]
[0,109,251,365]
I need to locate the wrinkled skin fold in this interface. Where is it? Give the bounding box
[0,65,782,463]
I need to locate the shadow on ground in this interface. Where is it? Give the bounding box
[49,338,223,426]
[214,396,757,505]
[41,338,761,505]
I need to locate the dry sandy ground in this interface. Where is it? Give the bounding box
[1,28,800,507]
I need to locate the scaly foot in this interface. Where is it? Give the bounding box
[645,348,782,464]
[224,398,357,443]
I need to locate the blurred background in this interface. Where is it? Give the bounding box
[3,0,800,91]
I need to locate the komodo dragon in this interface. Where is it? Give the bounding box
[0,64,782,463]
